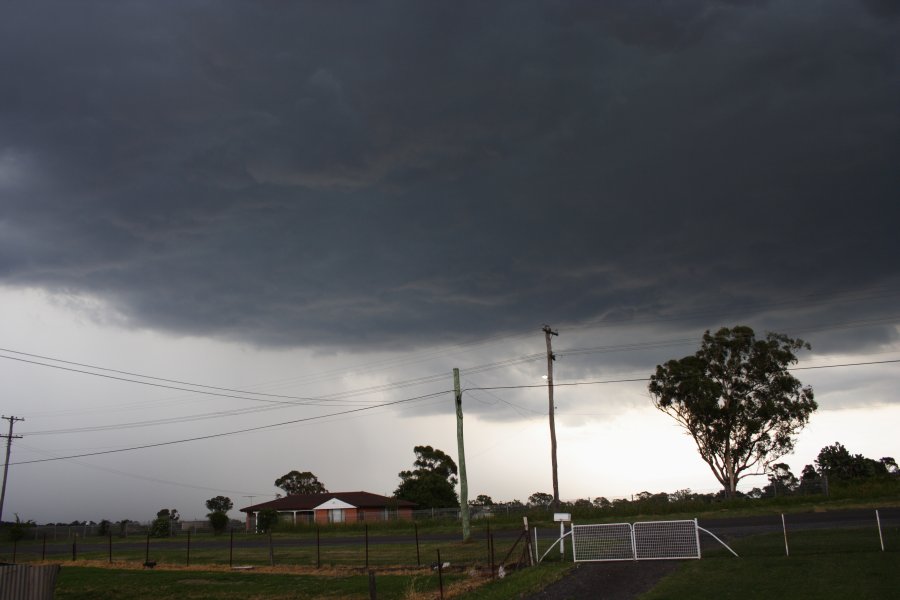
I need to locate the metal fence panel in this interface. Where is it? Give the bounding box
[572,523,635,562]
[633,520,700,560]
[572,519,701,563]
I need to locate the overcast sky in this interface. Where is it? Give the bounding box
[1,0,898,524]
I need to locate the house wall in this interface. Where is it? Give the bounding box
[314,507,359,524]
[245,504,413,530]
[311,507,414,523]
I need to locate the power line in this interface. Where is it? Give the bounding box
[10,390,449,466]
[16,442,271,497]
[2,311,897,436]
[463,359,900,392]
[6,354,897,467]
[790,359,900,371]
[0,354,340,407]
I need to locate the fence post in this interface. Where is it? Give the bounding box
[365,524,369,570]
[72,537,77,562]
[12,539,16,563]
[42,533,46,561]
[436,549,444,600]
[490,533,496,579]
[316,526,321,569]
[876,510,884,552]
[630,524,637,561]
[368,570,377,600]
[186,531,191,566]
[268,531,275,567]
[229,529,234,568]
[108,531,112,564]
[145,533,150,564]
[781,514,789,557]
[694,518,702,559]
[414,523,420,566]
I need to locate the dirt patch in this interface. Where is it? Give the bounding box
[524,561,682,600]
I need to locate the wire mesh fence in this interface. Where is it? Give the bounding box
[570,523,634,562]
[0,524,525,571]
[633,520,701,560]
[571,520,701,563]
[2,508,895,570]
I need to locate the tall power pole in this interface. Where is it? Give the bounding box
[0,415,24,524]
[543,325,560,512]
[453,368,471,541]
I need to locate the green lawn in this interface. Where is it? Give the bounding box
[34,527,900,600]
[641,528,898,600]
[2,526,527,570]
[8,514,898,599]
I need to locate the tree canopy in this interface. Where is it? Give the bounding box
[205,496,233,514]
[472,494,494,507]
[274,471,328,496]
[205,496,233,534]
[528,492,553,507]
[150,508,179,537]
[393,445,459,508]
[815,442,897,479]
[648,326,816,497]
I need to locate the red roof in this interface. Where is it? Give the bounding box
[240,491,415,512]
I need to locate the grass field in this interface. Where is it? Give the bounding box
[41,526,898,599]
[641,527,898,600]
[54,565,465,599]
[5,503,897,599]
[2,526,532,570]
[50,562,574,600]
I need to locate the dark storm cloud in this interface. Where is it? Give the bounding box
[1,0,898,350]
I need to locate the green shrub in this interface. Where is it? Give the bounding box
[208,511,229,534]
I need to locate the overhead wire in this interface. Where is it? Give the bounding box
[4,312,898,436]
[10,389,451,466]
[15,442,272,497]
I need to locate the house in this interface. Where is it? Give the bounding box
[240,491,416,531]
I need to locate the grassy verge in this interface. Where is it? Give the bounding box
[641,527,898,600]
[54,564,469,600]
[51,561,574,600]
[455,563,574,600]
[2,530,527,569]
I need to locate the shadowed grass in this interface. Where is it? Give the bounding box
[641,527,899,600]
[54,564,469,600]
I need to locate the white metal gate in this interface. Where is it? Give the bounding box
[571,519,701,562]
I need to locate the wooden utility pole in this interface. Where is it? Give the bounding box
[543,326,560,512]
[454,368,471,541]
[0,415,24,524]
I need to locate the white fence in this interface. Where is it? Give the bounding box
[572,519,701,562]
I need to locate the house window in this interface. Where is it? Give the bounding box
[329,509,344,523]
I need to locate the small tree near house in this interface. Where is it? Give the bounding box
[256,509,279,533]
[393,445,459,508]
[206,495,233,535]
[150,508,180,538]
[274,471,328,496]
